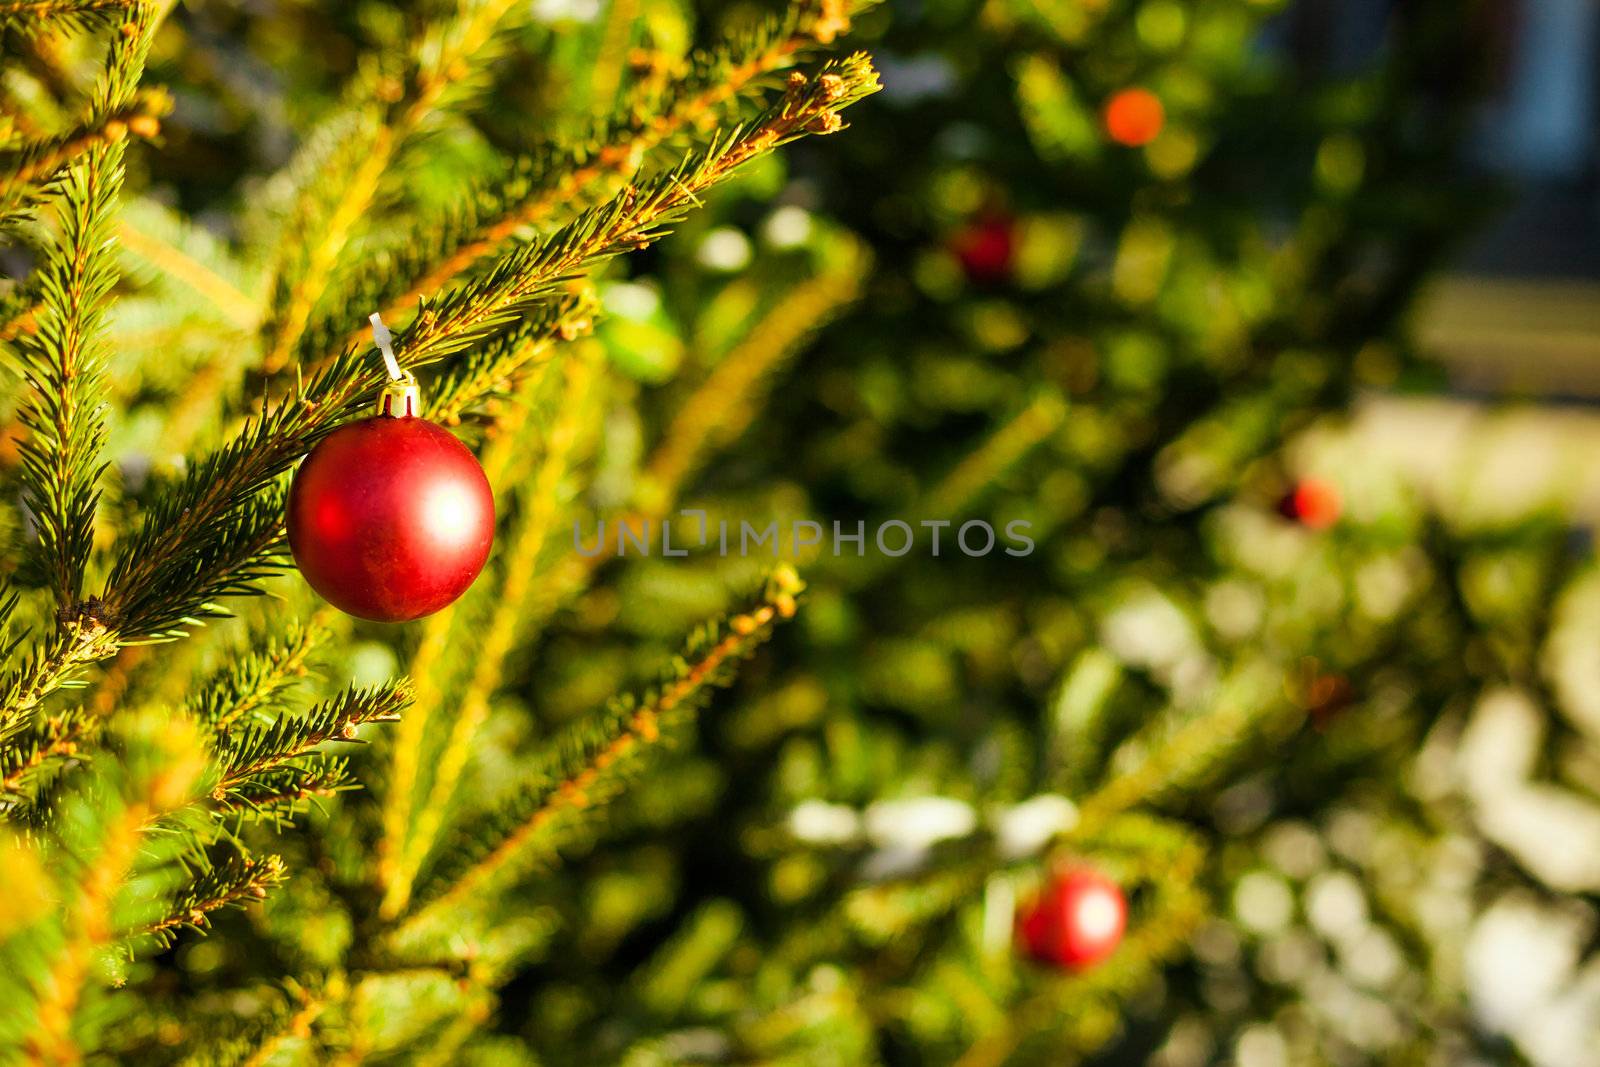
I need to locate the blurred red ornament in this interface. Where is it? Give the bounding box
[1290,658,1357,730]
[950,213,1016,284]
[287,384,494,622]
[1279,477,1341,529]
[1103,88,1165,147]
[1017,867,1127,970]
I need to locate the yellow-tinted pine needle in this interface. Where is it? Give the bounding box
[382,352,595,918]
[378,373,542,897]
[117,217,258,330]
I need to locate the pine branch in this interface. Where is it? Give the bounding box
[130,851,286,948]
[0,706,99,801]
[98,62,871,647]
[21,807,145,1061]
[258,0,528,372]
[423,288,596,424]
[389,57,878,372]
[381,353,597,917]
[400,568,803,927]
[168,983,324,1067]
[0,93,164,206]
[315,1,871,357]
[642,240,867,507]
[377,378,547,899]
[0,7,153,723]
[12,139,121,605]
[13,713,207,1063]
[0,618,120,729]
[103,406,327,641]
[0,0,138,36]
[184,616,327,728]
[212,681,410,801]
[1074,668,1293,835]
[913,390,1068,520]
[117,210,259,331]
[216,754,354,826]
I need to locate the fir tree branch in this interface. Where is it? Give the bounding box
[317,1,867,361]
[0,0,138,36]
[1,7,153,722]
[377,384,544,893]
[641,241,867,509]
[258,0,528,373]
[17,713,207,1063]
[217,754,354,825]
[388,57,878,372]
[22,806,145,1062]
[381,353,597,917]
[0,93,164,205]
[184,616,328,728]
[914,389,1068,520]
[0,618,120,729]
[422,288,596,425]
[12,138,122,606]
[0,706,98,800]
[117,214,259,331]
[399,568,803,927]
[212,681,410,800]
[183,984,324,1067]
[100,63,870,644]
[131,851,285,948]
[1073,670,1293,835]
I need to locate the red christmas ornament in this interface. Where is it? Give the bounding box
[1279,477,1341,529]
[287,325,494,622]
[1103,88,1165,147]
[950,213,1017,285]
[1017,867,1127,970]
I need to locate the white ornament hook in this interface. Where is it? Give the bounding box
[370,312,403,382]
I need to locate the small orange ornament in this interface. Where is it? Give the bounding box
[1279,477,1341,529]
[1103,88,1165,147]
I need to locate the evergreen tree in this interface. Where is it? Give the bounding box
[4,1,1589,1065]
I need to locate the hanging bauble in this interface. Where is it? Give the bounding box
[1017,867,1127,970]
[286,317,494,622]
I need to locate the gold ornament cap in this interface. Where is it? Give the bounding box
[377,376,420,417]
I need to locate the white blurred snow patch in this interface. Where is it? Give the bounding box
[1233,871,1294,934]
[1101,588,1203,680]
[864,796,977,852]
[993,793,1078,858]
[788,800,862,845]
[1543,569,1600,743]
[530,0,600,22]
[695,227,752,272]
[1467,894,1599,1067]
[1477,785,1600,892]
[1519,957,1600,1067]
[1260,821,1327,879]
[1305,870,1368,941]
[1233,1024,1288,1067]
[1458,689,1600,891]
[1467,895,1584,1032]
[762,206,814,249]
[1341,928,1404,990]
[1457,687,1542,795]
[602,280,661,319]
[1151,1015,1214,1067]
